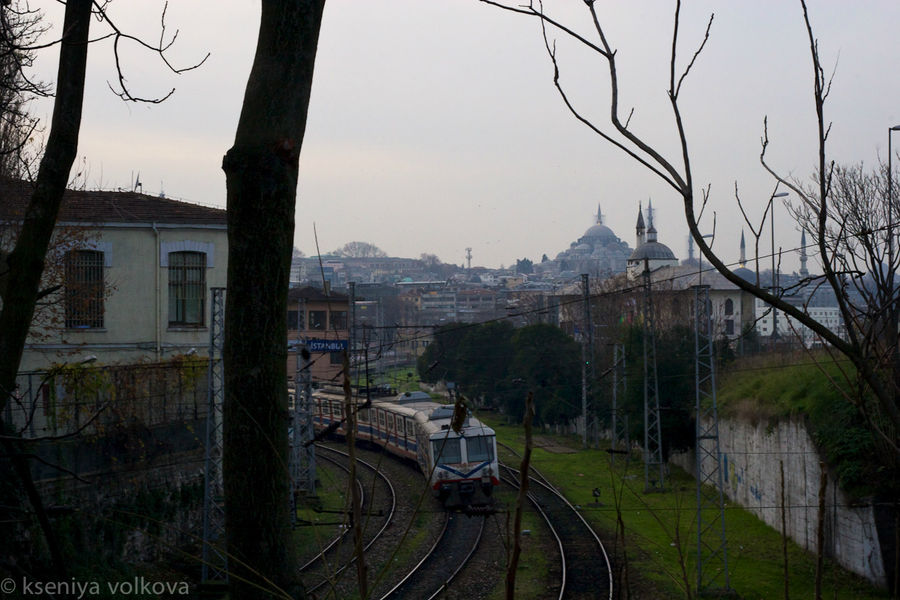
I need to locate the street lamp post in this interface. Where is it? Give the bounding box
[888,127,900,380]
[697,233,714,286]
[770,192,789,340]
[888,126,900,292]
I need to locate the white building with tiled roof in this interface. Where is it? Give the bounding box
[1,180,228,371]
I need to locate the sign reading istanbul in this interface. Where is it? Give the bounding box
[306,339,349,353]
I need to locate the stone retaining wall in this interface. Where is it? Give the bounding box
[671,416,890,588]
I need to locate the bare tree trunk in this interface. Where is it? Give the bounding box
[506,391,534,600]
[344,352,367,598]
[221,2,325,598]
[815,461,827,600]
[0,0,92,580]
[617,502,631,600]
[672,493,692,600]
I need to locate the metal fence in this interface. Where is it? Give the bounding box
[5,361,210,440]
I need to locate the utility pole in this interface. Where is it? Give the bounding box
[290,295,315,519]
[611,343,628,465]
[642,259,665,491]
[693,284,730,593]
[348,282,356,386]
[580,274,593,448]
[202,288,227,583]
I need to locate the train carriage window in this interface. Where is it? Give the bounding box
[466,436,494,462]
[378,411,385,427]
[387,413,395,431]
[432,437,461,464]
[358,407,369,423]
[331,402,341,417]
[406,418,415,437]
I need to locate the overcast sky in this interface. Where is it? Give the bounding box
[30,1,900,273]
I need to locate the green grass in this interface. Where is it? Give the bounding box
[358,364,420,393]
[484,416,889,600]
[292,462,350,560]
[716,352,855,418]
[485,484,552,600]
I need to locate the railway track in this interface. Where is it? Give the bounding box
[300,445,397,598]
[376,511,485,600]
[500,462,614,600]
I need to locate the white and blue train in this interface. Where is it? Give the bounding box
[310,389,499,509]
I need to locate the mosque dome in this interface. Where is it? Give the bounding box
[732,266,755,282]
[629,241,676,262]
[582,223,618,244]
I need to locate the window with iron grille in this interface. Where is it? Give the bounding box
[65,250,104,329]
[287,309,305,330]
[308,310,326,329]
[329,310,348,330]
[168,251,206,326]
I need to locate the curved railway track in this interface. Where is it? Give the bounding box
[377,511,485,600]
[300,445,397,598]
[500,461,614,600]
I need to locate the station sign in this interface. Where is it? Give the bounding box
[306,339,349,353]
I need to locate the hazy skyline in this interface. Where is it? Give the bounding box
[29,1,900,274]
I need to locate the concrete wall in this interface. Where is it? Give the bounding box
[671,416,889,588]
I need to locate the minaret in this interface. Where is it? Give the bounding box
[687,234,695,263]
[597,203,603,225]
[799,230,809,277]
[646,199,658,243]
[739,230,747,268]
[636,204,646,247]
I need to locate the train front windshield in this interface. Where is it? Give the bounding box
[432,437,461,464]
[465,436,495,462]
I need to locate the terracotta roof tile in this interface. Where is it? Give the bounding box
[0,178,226,225]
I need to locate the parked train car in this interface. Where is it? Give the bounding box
[308,389,498,509]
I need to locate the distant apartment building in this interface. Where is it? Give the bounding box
[456,288,498,321]
[291,255,430,286]
[754,297,845,346]
[1,180,228,371]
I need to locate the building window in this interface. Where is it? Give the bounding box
[724,299,734,316]
[308,310,326,330]
[168,251,206,326]
[65,250,104,328]
[725,319,734,335]
[330,352,343,365]
[330,310,348,330]
[287,309,304,330]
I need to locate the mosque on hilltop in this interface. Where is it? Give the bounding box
[534,202,679,280]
